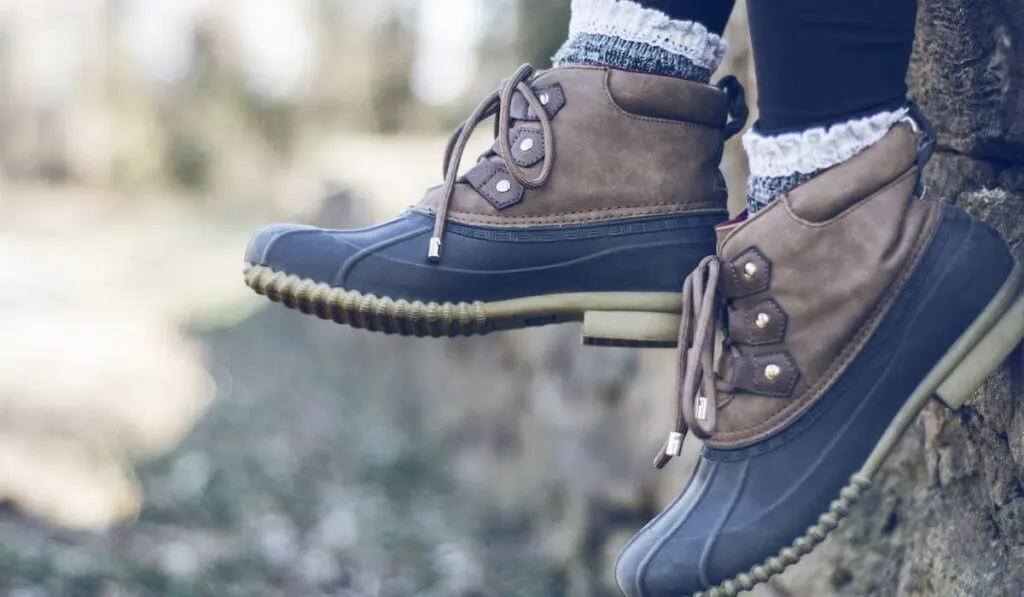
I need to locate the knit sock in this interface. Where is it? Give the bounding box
[552,0,728,84]
[743,105,911,214]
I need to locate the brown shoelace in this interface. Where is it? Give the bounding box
[654,255,737,469]
[428,63,555,261]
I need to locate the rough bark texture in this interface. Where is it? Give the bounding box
[796,1,1024,594]
[734,0,1024,594]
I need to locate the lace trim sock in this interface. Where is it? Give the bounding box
[552,0,728,83]
[744,106,910,214]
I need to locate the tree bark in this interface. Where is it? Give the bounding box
[743,0,1024,594]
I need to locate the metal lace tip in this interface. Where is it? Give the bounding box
[654,431,685,470]
[696,396,708,422]
[666,431,684,456]
[427,237,442,262]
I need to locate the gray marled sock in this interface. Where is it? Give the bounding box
[746,171,818,214]
[555,33,713,82]
[553,0,726,83]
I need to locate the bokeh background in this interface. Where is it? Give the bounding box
[0,2,758,596]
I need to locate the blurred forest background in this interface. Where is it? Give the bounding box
[0,1,755,596]
[1,0,1021,597]
[2,1,560,196]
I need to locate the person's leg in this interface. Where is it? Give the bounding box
[638,0,734,34]
[554,0,736,84]
[743,0,918,213]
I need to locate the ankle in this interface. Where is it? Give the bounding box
[552,0,727,84]
[743,105,911,214]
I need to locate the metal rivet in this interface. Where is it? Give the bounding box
[755,312,770,329]
[495,179,512,193]
[765,364,781,381]
[519,137,535,152]
[539,93,550,106]
[743,262,758,279]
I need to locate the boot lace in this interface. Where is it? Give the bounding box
[426,70,751,262]
[427,63,554,261]
[654,255,737,468]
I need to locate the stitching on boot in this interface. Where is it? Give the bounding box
[781,167,921,229]
[429,203,726,226]
[602,69,719,128]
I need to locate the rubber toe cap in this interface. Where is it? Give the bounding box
[245,222,363,285]
[616,530,708,597]
[244,223,317,267]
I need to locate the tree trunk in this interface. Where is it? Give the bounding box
[737,0,1024,595]
[796,0,1024,594]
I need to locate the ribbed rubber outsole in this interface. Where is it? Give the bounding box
[692,474,872,597]
[245,265,492,336]
[243,264,682,346]
[689,264,1024,597]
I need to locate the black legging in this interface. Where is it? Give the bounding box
[640,0,736,39]
[636,0,918,136]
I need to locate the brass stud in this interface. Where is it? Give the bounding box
[755,312,771,329]
[765,364,781,381]
[743,262,758,279]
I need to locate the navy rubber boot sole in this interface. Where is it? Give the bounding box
[244,211,724,346]
[614,204,1024,596]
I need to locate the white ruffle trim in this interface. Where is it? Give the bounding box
[743,107,910,177]
[567,0,728,72]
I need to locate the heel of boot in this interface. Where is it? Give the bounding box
[935,290,1024,409]
[581,311,680,348]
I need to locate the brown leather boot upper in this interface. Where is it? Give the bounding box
[663,123,943,451]
[414,65,735,231]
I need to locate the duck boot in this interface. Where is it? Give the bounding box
[243,64,748,347]
[615,108,1024,596]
